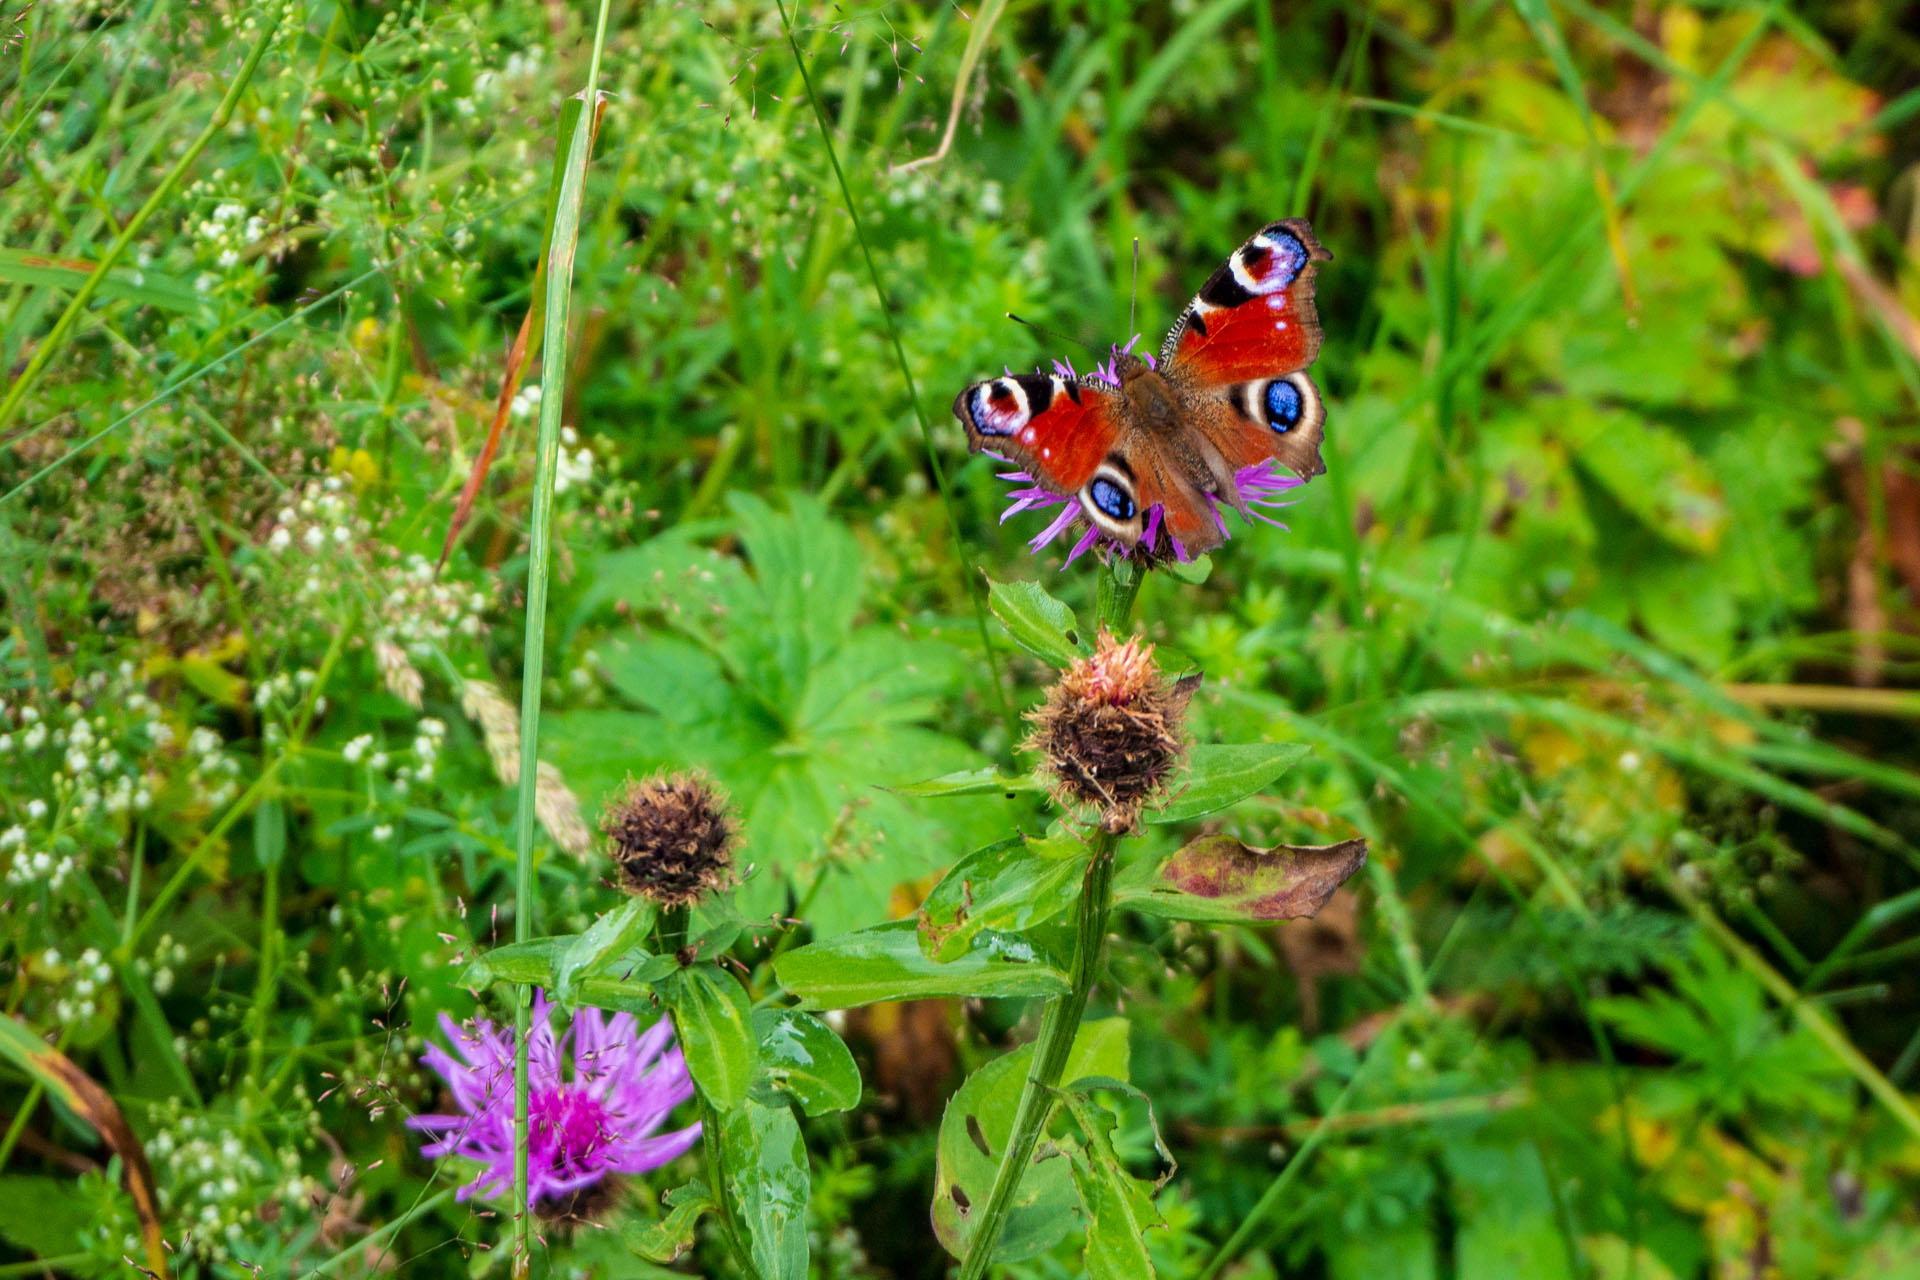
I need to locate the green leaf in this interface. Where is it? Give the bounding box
[555,898,656,1001]
[623,1183,715,1263]
[724,1098,810,1280]
[0,247,205,314]
[0,1174,95,1260]
[1163,553,1213,585]
[1561,406,1726,555]
[252,797,286,869]
[987,577,1088,667]
[1148,743,1313,824]
[1115,835,1368,923]
[886,767,1042,799]
[919,836,1088,962]
[932,1018,1131,1262]
[464,936,675,1013]
[751,1008,862,1114]
[659,965,757,1109]
[775,919,1070,1009]
[1058,1087,1165,1280]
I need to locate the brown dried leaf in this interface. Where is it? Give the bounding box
[1130,834,1368,923]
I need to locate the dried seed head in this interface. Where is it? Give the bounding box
[601,772,738,908]
[1026,628,1197,833]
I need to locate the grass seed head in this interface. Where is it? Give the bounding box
[1027,628,1196,833]
[601,771,738,908]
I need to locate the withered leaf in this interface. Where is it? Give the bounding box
[1129,834,1368,923]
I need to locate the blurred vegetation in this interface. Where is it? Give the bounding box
[3,0,1920,1275]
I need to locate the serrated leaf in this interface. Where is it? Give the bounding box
[1148,743,1312,824]
[987,577,1088,667]
[1116,835,1367,922]
[658,965,757,1110]
[724,1099,810,1280]
[918,836,1088,962]
[751,1008,862,1114]
[775,919,1070,1009]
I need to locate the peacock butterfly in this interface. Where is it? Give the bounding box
[953,219,1332,560]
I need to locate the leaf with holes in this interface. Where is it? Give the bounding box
[987,576,1089,668]
[931,1018,1130,1262]
[725,1098,810,1280]
[918,836,1088,962]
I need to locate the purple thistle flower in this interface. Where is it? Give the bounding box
[406,992,701,1210]
[993,453,1304,566]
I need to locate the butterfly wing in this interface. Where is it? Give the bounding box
[1162,219,1332,482]
[954,371,1146,540]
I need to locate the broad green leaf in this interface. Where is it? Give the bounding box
[623,1183,715,1263]
[775,919,1069,1009]
[1116,835,1367,923]
[987,577,1088,667]
[1561,406,1725,555]
[887,767,1042,799]
[1148,743,1312,824]
[751,1008,862,1114]
[252,797,286,869]
[0,1175,97,1260]
[724,1098,810,1280]
[1059,1087,1164,1280]
[932,1018,1131,1262]
[555,898,655,1001]
[464,936,675,1012]
[919,836,1088,962]
[1163,553,1212,585]
[1443,1144,1575,1280]
[659,965,756,1109]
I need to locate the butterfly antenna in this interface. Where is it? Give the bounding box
[1128,236,1140,336]
[1006,312,1104,358]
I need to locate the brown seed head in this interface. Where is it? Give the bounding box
[1026,628,1197,833]
[600,772,738,908]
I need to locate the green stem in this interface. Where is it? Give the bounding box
[957,833,1119,1280]
[957,557,1141,1278]
[510,3,615,1270]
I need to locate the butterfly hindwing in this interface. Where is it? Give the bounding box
[1162,218,1331,386]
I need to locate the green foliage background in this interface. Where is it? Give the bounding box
[2,0,1920,1275]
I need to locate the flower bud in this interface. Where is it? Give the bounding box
[1026,628,1196,833]
[600,772,738,907]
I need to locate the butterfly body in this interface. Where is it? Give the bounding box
[955,219,1332,559]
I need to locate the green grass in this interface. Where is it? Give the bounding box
[2,0,1920,1276]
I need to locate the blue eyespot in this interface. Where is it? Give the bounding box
[1089,476,1136,520]
[1265,379,1302,432]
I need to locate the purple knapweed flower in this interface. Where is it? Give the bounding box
[995,337,1305,566]
[407,992,701,1211]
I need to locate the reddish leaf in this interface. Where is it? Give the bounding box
[1124,834,1368,923]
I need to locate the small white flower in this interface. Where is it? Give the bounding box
[268,527,292,552]
[372,823,394,843]
[26,799,47,821]
[343,734,373,764]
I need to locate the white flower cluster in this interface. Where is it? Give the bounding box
[378,553,490,658]
[132,933,190,996]
[252,667,318,712]
[1,826,75,897]
[145,1107,317,1262]
[188,724,241,809]
[42,946,112,1023]
[260,476,368,601]
[189,196,271,295]
[509,382,542,421]
[554,425,595,493]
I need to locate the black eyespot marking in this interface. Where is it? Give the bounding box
[1265,379,1303,432]
[1199,271,1254,309]
[1063,381,1083,405]
[1089,476,1136,520]
[1187,310,1209,338]
[1011,373,1056,413]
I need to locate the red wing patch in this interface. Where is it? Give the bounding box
[952,373,1121,495]
[1163,219,1331,388]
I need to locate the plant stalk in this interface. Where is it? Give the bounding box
[509,1,614,1269]
[957,556,1141,1278]
[956,831,1119,1280]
